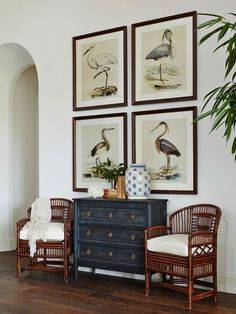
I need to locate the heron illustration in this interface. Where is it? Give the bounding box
[151,121,181,171]
[91,127,114,160]
[145,29,173,83]
[83,44,118,91]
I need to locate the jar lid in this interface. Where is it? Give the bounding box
[130,163,146,167]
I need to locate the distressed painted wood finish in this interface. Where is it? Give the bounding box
[73,198,167,279]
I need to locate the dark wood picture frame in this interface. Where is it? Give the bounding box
[132,106,197,194]
[73,26,127,111]
[132,11,197,105]
[73,112,127,192]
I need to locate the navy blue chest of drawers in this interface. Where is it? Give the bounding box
[73,197,167,279]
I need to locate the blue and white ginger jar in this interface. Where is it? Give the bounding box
[125,164,151,199]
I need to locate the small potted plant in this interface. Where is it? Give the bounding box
[92,158,126,190]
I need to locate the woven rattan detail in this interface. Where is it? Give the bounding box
[145,203,221,309]
[16,198,73,282]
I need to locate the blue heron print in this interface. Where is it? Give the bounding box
[145,29,182,90]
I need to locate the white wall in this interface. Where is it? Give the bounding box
[0,43,35,250]
[12,65,38,223]
[0,0,235,293]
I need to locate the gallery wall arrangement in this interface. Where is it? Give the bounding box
[72,10,198,195]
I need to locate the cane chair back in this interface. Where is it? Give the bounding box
[169,204,220,234]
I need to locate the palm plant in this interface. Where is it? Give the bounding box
[197,13,236,159]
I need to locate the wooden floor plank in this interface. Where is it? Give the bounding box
[0,251,235,314]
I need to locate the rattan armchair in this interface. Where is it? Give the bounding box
[145,204,221,309]
[16,198,73,282]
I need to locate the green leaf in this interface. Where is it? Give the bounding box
[213,39,230,53]
[232,137,236,154]
[215,100,232,116]
[197,19,216,29]
[199,26,223,45]
[199,13,222,18]
[225,49,236,77]
[202,85,227,110]
[194,109,218,123]
[218,23,231,40]
[233,72,236,80]
[224,114,234,141]
[211,109,229,131]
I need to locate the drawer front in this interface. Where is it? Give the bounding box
[79,225,144,245]
[79,243,143,266]
[79,206,145,226]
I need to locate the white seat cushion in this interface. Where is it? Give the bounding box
[20,222,64,241]
[147,234,189,257]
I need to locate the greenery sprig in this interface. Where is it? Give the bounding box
[196,13,236,160]
[93,158,126,188]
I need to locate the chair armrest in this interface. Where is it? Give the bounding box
[64,219,73,239]
[189,231,215,245]
[188,231,217,256]
[144,226,171,240]
[16,218,29,231]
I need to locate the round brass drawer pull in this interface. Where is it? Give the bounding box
[86,248,92,256]
[130,233,136,241]
[86,230,92,237]
[107,232,113,238]
[108,251,113,257]
[130,253,136,260]
[107,212,113,219]
[130,213,136,220]
[86,211,92,217]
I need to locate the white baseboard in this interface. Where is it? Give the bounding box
[0,236,16,252]
[218,271,236,294]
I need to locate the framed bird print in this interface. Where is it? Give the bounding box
[132,106,197,194]
[131,11,197,105]
[73,26,127,111]
[73,112,127,192]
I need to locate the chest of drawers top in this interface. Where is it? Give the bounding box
[74,197,167,228]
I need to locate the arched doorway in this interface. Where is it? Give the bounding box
[0,43,38,251]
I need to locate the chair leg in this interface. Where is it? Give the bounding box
[188,278,193,310]
[43,248,47,267]
[213,271,217,302]
[64,255,68,283]
[16,253,21,279]
[145,269,150,296]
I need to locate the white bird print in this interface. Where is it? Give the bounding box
[83,44,118,90]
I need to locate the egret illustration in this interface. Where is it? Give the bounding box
[151,121,181,171]
[91,127,114,160]
[83,44,118,97]
[145,29,173,84]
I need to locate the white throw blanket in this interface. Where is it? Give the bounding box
[24,198,51,257]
